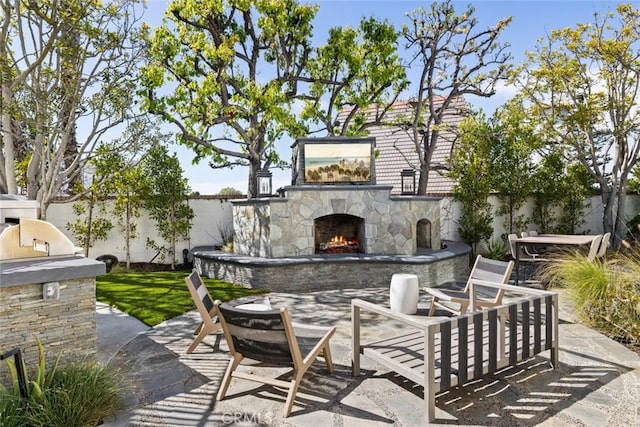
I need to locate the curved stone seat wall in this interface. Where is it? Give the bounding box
[194,242,471,292]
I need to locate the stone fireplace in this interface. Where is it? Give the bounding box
[232,185,441,258]
[193,136,471,292]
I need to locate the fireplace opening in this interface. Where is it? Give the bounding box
[417,219,432,249]
[314,214,364,254]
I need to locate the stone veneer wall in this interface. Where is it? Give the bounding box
[233,185,441,258]
[0,277,97,383]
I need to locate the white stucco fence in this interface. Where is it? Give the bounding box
[46,196,236,263]
[45,194,639,264]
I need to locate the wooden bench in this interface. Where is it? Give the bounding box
[351,280,559,423]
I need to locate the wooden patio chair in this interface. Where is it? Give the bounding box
[586,234,603,262]
[184,270,222,353]
[596,232,611,258]
[511,233,548,260]
[508,233,549,283]
[215,300,336,417]
[520,231,543,256]
[424,255,515,316]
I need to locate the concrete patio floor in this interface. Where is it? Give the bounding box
[100,287,640,426]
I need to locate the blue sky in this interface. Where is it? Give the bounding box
[144,0,633,195]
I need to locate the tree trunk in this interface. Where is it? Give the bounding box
[509,200,515,234]
[59,25,82,194]
[125,200,131,269]
[417,125,442,196]
[247,157,261,198]
[84,196,95,258]
[613,183,628,248]
[417,135,436,195]
[170,204,176,270]
[417,167,428,195]
[26,141,42,200]
[28,117,46,206]
[601,188,617,246]
[1,85,16,194]
[39,198,49,221]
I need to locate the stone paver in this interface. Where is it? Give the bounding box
[103,288,640,426]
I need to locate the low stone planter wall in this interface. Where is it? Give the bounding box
[194,242,471,292]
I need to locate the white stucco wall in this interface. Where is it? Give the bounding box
[43,194,639,264]
[442,195,640,245]
[46,196,235,263]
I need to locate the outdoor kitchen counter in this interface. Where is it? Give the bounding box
[0,255,106,287]
[1,255,106,377]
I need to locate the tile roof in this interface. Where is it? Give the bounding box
[338,96,469,195]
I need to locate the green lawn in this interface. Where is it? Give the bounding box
[96,270,265,326]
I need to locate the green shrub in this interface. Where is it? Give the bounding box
[0,339,60,402]
[1,341,125,426]
[27,362,124,426]
[480,239,508,261]
[539,252,640,343]
[603,254,640,341]
[0,391,28,427]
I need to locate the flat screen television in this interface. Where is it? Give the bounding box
[291,137,376,186]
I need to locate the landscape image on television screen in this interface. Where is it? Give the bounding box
[304,142,371,184]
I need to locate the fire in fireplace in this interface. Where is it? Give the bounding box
[314,214,364,254]
[318,235,360,253]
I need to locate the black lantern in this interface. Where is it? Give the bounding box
[401,169,416,195]
[257,169,272,197]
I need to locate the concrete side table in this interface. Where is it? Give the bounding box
[389,273,419,314]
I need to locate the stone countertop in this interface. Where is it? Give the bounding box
[0,255,106,287]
